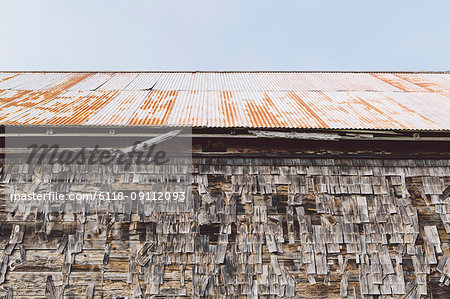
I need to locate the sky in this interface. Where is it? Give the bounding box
[0,0,449,71]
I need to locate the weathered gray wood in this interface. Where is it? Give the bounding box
[85,284,94,299]
[1,154,449,298]
[249,130,341,140]
[45,275,58,299]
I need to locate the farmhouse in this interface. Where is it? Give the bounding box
[0,71,449,298]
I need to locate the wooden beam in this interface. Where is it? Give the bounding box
[249,130,341,141]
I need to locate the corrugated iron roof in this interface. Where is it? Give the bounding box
[0,71,449,130]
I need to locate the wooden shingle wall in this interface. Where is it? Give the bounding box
[0,156,449,298]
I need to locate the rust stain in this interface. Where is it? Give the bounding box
[279,93,322,128]
[220,91,238,127]
[353,95,408,129]
[128,90,178,126]
[132,90,161,126]
[245,93,284,128]
[370,73,411,92]
[46,91,119,125]
[0,72,449,130]
[381,93,441,127]
[394,74,441,93]
[0,90,60,123]
[1,74,95,124]
[0,73,21,83]
[91,91,150,126]
[7,91,90,125]
[263,92,286,127]
[159,90,177,125]
[50,73,92,91]
[287,92,328,128]
[0,90,33,106]
[128,91,153,126]
[151,90,177,126]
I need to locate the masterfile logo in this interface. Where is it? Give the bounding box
[25,130,180,169]
[3,127,193,213]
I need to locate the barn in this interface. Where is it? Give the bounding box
[0,71,450,298]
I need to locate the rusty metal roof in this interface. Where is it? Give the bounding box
[0,71,449,130]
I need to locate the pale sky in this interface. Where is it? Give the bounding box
[0,0,449,71]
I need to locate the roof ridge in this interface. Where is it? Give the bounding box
[0,71,450,74]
